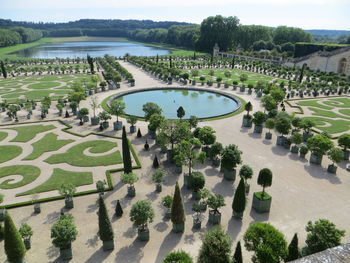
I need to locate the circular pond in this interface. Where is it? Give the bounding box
[110,88,240,119]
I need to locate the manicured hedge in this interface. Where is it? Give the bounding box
[294,42,349,58]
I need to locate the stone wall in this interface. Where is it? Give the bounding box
[284,49,350,76]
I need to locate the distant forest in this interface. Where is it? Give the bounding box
[0,17,349,57]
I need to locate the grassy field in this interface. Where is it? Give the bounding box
[0,132,8,142]
[0,165,41,189]
[0,74,96,102]
[17,168,93,196]
[9,124,56,142]
[23,133,75,160]
[0,145,22,163]
[187,68,286,86]
[45,140,123,167]
[294,97,350,134]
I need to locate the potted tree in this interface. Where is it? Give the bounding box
[162,195,173,219]
[98,195,114,250]
[239,164,253,194]
[98,111,111,129]
[192,202,204,229]
[130,200,155,241]
[152,170,165,192]
[327,147,344,174]
[299,145,309,159]
[188,171,205,200]
[290,132,303,154]
[252,168,273,213]
[208,142,223,167]
[200,76,205,85]
[32,194,40,214]
[252,111,266,134]
[127,115,138,133]
[121,173,139,197]
[171,182,186,233]
[110,100,125,131]
[216,77,222,88]
[242,102,253,127]
[207,193,225,225]
[220,144,242,181]
[198,126,216,153]
[275,116,292,146]
[232,178,246,219]
[148,114,165,139]
[300,119,315,142]
[51,213,78,260]
[59,183,76,209]
[173,138,205,186]
[89,97,100,125]
[307,134,334,165]
[265,118,275,140]
[19,223,33,250]
[338,134,350,160]
[79,107,89,123]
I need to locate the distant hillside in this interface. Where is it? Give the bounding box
[305,29,350,39]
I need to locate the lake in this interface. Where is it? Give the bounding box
[12,41,170,59]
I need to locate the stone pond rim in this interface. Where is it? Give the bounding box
[106,86,243,120]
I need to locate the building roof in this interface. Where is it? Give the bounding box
[290,243,350,263]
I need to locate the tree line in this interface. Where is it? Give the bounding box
[0,26,42,47]
[0,17,317,55]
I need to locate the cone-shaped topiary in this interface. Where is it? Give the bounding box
[233,241,243,263]
[122,126,132,174]
[0,223,4,240]
[287,233,300,261]
[65,110,70,118]
[98,196,114,242]
[232,178,246,218]
[171,182,185,225]
[115,200,123,217]
[4,212,26,263]
[137,128,142,138]
[153,155,160,169]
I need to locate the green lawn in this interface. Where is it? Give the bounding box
[9,124,56,142]
[309,107,350,120]
[303,117,350,134]
[27,81,61,90]
[188,68,286,86]
[297,100,333,110]
[0,132,8,142]
[17,168,93,196]
[323,98,350,108]
[0,165,41,189]
[23,133,75,160]
[0,145,22,163]
[0,74,98,102]
[45,140,122,167]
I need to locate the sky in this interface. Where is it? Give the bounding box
[0,0,349,30]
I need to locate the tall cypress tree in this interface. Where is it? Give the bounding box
[171,182,185,225]
[98,196,114,243]
[286,233,300,261]
[232,178,246,219]
[0,61,7,79]
[87,54,94,74]
[4,212,26,263]
[231,58,235,69]
[233,241,243,263]
[122,126,132,174]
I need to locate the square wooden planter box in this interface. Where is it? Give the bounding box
[252,193,272,213]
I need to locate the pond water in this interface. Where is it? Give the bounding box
[12,41,170,59]
[115,88,240,119]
